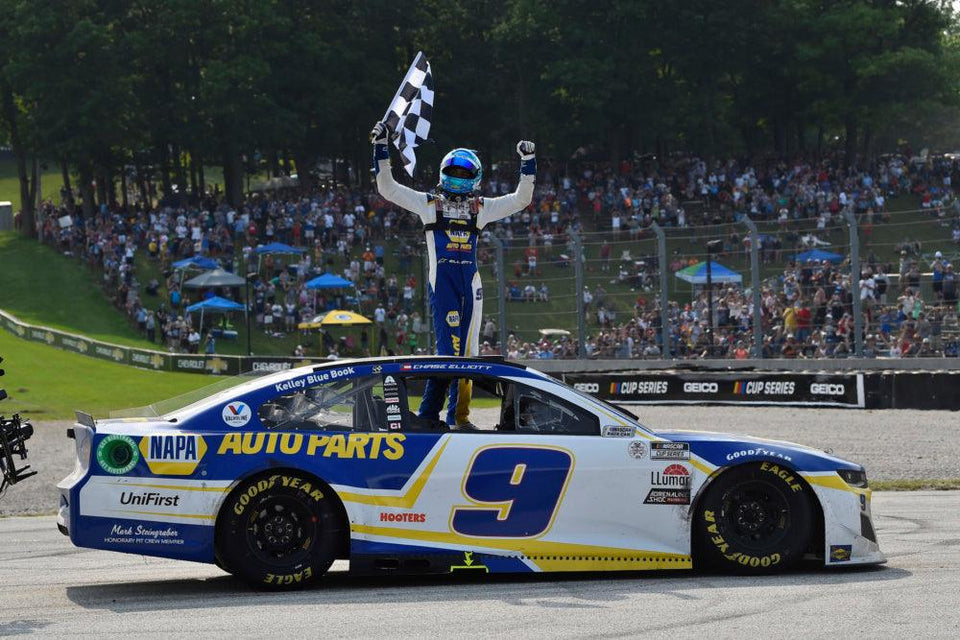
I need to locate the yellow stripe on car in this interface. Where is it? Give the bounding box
[351,523,691,571]
[336,438,450,507]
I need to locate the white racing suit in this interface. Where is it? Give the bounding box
[374,150,535,425]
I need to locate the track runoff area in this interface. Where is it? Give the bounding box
[0,491,957,638]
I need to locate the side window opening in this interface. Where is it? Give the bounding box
[258,376,383,431]
[396,375,599,436]
[513,386,599,435]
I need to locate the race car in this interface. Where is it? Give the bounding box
[57,356,884,588]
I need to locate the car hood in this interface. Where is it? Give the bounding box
[654,429,863,473]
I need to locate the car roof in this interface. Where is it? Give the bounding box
[164,356,547,419]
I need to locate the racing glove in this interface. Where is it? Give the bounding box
[370,121,390,145]
[371,121,390,167]
[517,140,536,176]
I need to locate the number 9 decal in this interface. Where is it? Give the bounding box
[451,446,574,538]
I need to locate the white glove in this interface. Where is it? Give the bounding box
[370,121,390,144]
[516,140,535,158]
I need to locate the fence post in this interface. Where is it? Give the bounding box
[651,222,670,358]
[570,230,586,357]
[843,210,864,357]
[741,216,763,358]
[495,236,508,353]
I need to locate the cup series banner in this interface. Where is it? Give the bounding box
[562,372,865,408]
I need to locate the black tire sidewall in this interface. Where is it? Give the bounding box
[695,462,814,573]
[217,471,341,588]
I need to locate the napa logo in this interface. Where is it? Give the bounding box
[139,435,208,475]
[445,311,461,327]
[444,228,472,244]
[222,402,252,427]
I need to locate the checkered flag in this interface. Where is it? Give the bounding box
[382,52,433,177]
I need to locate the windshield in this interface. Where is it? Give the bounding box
[108,372,265,419]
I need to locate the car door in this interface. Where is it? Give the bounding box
[356,374,690,570]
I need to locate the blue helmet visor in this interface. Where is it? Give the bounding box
[442,156,479,179]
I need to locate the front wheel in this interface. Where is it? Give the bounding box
[694,462,814,574]
[216,471,341,589]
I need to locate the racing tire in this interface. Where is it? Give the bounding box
[694,462,814,574]
[216,471,342,589]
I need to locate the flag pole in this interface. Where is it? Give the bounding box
[373,51,424,140]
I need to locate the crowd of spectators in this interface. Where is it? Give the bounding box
[28,145,960,359]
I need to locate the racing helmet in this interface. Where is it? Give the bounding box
[439,148,482,195]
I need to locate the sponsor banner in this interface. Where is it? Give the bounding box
[1,313,26,338]
[564,373,864,407]
[243,357,324,374]
[129,349,170,371]
[27,327,59,346]
[171,355,242,376]
[88,341,127,364]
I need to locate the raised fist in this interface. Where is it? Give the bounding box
[516,140,535,157]
[370,121,390,144]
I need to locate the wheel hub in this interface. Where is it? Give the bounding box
[262,511,297,547]
[734,501,766,532]
[721,482,789,548]
[245,496,314,565]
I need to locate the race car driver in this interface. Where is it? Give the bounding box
[370,121,535,428]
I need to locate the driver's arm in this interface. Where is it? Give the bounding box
[371,122,435,224]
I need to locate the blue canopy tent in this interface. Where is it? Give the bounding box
[795,248,844,264]
[185,296,244,333]
[173,255,220,288]
[254,242,306,273]
[173,256,219,270]
[305,274,353,289]
[254,242,306,255]
[675,261,743,285]
[305,273,356,312]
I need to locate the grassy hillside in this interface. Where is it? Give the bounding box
[0,232,153,347]
[0,330,212,419]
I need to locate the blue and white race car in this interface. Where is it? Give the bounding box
[58,357,884,588]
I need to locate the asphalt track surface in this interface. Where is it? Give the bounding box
[0,492,958,639]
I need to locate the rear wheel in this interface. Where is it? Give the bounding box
[694,462,814,573]
[216,471,341,589]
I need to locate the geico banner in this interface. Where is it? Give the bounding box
[565,373,864,408]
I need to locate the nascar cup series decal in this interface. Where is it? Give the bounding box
[96,435,140,475]
[222,401,252,427]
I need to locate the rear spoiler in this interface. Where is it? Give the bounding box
[75,411,96,429]
[69,411,96,439]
